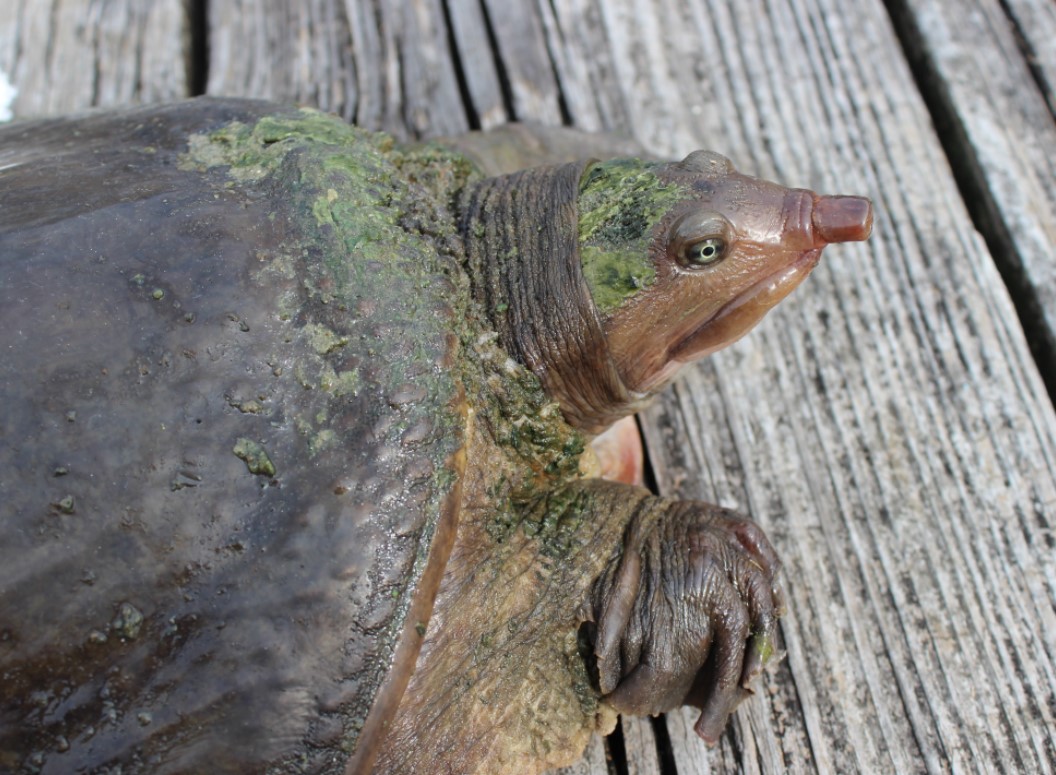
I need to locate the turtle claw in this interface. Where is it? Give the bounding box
[695,685,753,745]
[590,499,784,740]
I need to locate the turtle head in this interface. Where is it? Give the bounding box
[579,151,873,393]
[459,151,870,432]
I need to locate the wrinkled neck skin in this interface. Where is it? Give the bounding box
[458,162,648,434]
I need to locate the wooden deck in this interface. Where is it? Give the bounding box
[3,0,1055,772]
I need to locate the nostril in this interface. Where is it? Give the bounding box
[812,195,873,244]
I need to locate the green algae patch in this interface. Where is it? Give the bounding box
[304,322,348,355]
[318,362,361,398]
[392,141,481,220]
[577,159,684,314]
[179,109,390,183]
[752,632,776,663]
[233,437,276,477]
[177,107,589,537]
[579,244,653,313]
[459,329,590,552]
[179,107,417,302]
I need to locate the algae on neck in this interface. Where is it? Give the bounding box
[576,159,684,315]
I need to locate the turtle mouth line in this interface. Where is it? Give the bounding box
[672,248,823,361]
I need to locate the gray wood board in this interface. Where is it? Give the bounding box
[206,0,474,138]
[0,0,189,117]
[889,0,1056,384]
[1002,0,1056,116]
[2,0,1055,773]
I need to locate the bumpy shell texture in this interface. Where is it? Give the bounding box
[0,99,468,773]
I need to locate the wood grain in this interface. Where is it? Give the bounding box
[0,0,188,118]
[888,0,1056,383]
[206,0,472,138]
[1003,0,1056,115]
[488,0,1056,771]
[205,0,357,120]
[2,0,1055,773]
[622,717,662,775]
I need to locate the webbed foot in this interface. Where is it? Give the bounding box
[590,499,784,743]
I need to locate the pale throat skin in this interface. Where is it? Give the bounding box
[583,151,873,395]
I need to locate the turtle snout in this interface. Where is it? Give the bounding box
[812,195,873,245]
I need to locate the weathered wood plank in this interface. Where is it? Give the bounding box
[622,717,662,775]
[206,0,470,138]
[0,0,189,118]
[443,0,506,128]
[346,0,469,137]
[888,0,1056,384]
[205,0,357,120]
[533,0,626,134]
[475,0,563,125]
[1002,0,1056,115]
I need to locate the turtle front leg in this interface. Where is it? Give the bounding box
[586,489,785,742]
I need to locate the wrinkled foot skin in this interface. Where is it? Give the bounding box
[590,499,785,743]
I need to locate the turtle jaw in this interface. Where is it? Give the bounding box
[668,247,822,367]
[665,192,873,371]
[607,245,824,394]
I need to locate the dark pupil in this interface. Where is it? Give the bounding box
[689,238,723,264]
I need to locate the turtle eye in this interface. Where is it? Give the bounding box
[681,237,726,266]
[669,210,733,270]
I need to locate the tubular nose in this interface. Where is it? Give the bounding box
[812,195,873,244]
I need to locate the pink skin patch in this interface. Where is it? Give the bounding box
[591,416,645,486]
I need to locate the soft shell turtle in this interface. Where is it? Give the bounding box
[0,99,872,774]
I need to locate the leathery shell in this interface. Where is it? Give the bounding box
[0,99,467,773]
